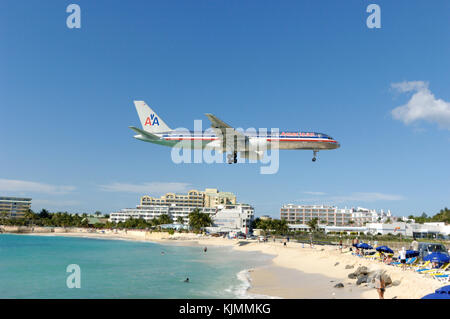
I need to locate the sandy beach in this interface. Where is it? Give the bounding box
[6,227,444,299]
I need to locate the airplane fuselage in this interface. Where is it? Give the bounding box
[134,130,340,151]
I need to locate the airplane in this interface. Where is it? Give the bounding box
[129,101,340,164]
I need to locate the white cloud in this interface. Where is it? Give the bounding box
[98,182,191,194]
[0,178,75,195]
[391,81,450,129]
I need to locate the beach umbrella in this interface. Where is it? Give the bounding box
[405,250,420,258]
[435,285,450,294]
[421,293,450,299]
[357,243,373,250]
[376,246,394,254]
[423,252,450,264]
[422,285,450,299]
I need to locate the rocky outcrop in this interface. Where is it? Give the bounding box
[345,265,354,269]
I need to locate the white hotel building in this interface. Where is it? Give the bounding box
[109,189,255,234]
[280,204,392,228]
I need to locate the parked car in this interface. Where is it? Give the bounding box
[417,242,449,259]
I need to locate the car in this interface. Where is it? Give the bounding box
[417,242,449,259]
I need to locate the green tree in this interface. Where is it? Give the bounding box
[188,209,212,232]
[39,209,50,219]
[158,214,173,225]
[176,216,184,224]
[307,218,319,232]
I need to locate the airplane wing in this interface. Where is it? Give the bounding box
[205,114,248,151]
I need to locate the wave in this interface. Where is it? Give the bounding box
[226,269,281,299]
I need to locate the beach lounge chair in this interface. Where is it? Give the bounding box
[404,257,418,268]
[424,263,450,276]
[414,261,431,272]
[392,257,413,266]
[419,263,449,274]
[434,274,449,283]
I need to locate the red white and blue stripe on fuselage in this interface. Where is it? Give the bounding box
[157,131,340,150]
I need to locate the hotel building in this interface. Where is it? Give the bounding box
[0,197,32,218]
[280,204,392,227]
[139,188,236,209]
[109,188,252,233]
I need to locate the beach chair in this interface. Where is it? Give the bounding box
[423,263,450,276]
[414,261,431,272]
[405,257,418,269]
[392,257,412,266]
[434,274,449,283]
[419,263,449,274]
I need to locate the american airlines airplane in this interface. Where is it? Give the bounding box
[129,101,340,164]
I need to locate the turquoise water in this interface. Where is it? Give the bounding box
[0,234,271,298]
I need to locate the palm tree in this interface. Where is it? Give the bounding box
[188,208,212,232]
[159,214,173,225]
[306,218,319,232]
[0,211,9,224]
[176,216,184,224]
[24,209,36,226]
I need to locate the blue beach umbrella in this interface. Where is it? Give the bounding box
[423,252,450,264]
[435,285,450,294]
[405,250,420,258]
[422,285,450,299]
[357,243,373,250]
[421,293,450,299]
[376,246,394,254]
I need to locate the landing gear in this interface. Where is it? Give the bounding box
[227,152,238,164]
[312,150,318,162]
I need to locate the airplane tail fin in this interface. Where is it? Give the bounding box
[133,101,171,133]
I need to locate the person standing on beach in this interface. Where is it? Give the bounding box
[373,272,385,299]
[410,238,418,251]
[339,239,343,253]
[399,247,407,270]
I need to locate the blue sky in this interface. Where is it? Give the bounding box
[1,0,449,217]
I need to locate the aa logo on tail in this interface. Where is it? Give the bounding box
[145,114,160,126]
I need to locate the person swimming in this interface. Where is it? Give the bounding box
[203,247,207,253]
[184,277,189,283]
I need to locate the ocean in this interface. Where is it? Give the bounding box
[0,234,272,298]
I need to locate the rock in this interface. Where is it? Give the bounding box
[356,275,368,285]
[354,266,369,276]
[348,273,357,279]
[334,283,344,288]
[345,265,354,269]
[382,273,392,287]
